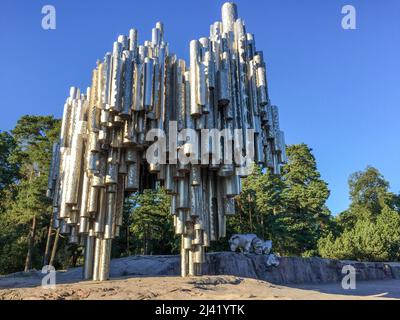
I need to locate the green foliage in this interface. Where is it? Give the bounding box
[1,113,400,274]
[349,166,391,215]
[231,165,283,238]
[0,217,28,274]
[318,167,400,262]
[275,145,331,255]
[128,188,178,255]
[0,131,19,212]
[0,115,60,274]
[228,165,285,252]
[228,144,331,256]
[111,197,135,258]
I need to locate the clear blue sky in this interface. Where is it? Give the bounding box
[1,0,399,215]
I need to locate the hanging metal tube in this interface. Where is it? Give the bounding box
[47,2,286,281]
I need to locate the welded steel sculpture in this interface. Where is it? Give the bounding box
[47,2,286,281]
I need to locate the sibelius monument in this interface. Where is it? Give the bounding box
[46,2,286,281]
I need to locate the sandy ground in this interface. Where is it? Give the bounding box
[1,274,399,300]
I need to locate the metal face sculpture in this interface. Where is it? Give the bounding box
[47,2,286,281]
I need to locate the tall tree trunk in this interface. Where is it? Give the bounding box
[261,215,265,239]
[43,214,54,266]
[236,198,243,233]
[49,228,60,267]
[24,215,37,272]
[72,251,78,267]
[144,228,148,255]
[126,226,130,254]
[248,195,253,232]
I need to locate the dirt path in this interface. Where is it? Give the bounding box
[1,275,399,300]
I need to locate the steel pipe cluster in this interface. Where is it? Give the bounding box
[47,2,286,280]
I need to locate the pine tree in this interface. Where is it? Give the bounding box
[129,188,177,255]
[0,116,60,274]
[318,166,400,262]
[0,131,19,213]
[278,144,331,256]
[229,144,331,256]
[230,165,286,250]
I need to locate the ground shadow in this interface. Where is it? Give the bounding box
[284,279,400,299]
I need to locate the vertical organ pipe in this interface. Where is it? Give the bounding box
[47,2,286,281]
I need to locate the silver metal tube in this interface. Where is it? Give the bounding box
[79,173,90,218]
[104,191,116,239]
[92,236,103,281]
[48,2,287,281]
[115,175,125,227]
[129,29,138,52]
[65,132,84,204]
[221,2,238,34]
[190,185,202,217]
[152,27,161,46]
[144,57,154,111]
[175,209,185,235]
[218,66,230,106]
[190,40,202,117]
[83,235,95,280]
[110,42,122,113]
[133,62,144,111]
[188,249,195,276]
[94,188,106,234]
[181,236,188,277]
[99,238,112,281]
[177,176,189,209]
[79,215,89,233]
[126,163,139,192]
[121,51,133,118]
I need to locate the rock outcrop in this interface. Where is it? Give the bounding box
[205,253,400,284]
[105,252,400,284]
[3,252,400,286]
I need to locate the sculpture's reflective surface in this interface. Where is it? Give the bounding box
[47,2,286,281]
